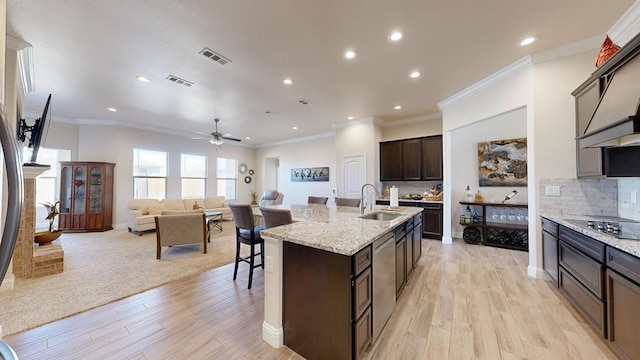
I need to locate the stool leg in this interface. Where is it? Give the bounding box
[233,238,240,281]
[248,242,255,289]
[260,242,265,269]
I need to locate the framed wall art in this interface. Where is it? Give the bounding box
[291,167,329,182]
[477,137,527,186]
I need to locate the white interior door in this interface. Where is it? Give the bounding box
[342,154,365,199]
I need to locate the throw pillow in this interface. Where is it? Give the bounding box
[148,204,168,215]
[595,35,620,67]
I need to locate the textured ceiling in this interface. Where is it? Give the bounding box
[7,0,636,146]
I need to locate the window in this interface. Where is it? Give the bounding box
[31,148,71,230]
[216,157,237,200]
[133,149,167,199]
[181,154,207,198]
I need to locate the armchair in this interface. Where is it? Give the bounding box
[155,212,208,259]
[259,189,284,206]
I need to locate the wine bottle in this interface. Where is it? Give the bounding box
[502,190,518,204]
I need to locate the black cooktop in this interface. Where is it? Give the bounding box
[564,216,640,240]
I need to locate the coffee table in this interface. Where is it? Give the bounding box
[205,211,223,242]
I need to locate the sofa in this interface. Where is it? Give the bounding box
[126,196,231,235]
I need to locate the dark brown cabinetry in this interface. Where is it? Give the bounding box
[606,247,640,360]
[422,203,443,240]
[558,226,606,337]
[380,141,403,181]
[573,80,604,178]
[380,135,442,181]
[59,161,115,232]
[421,136,443,180]
[412,214,423,268]
[541,218,559,284]
[395,225,407,296]
[283,242,372,360]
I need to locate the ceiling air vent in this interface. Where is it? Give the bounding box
[166,75,194,87]
[298,99,312,105]
[199,47,231,65]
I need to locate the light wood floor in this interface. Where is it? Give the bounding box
[5,239,617,359]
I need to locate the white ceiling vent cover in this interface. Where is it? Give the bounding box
[166,75,194,87]
[199,47,231,65]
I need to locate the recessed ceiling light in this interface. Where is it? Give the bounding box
[107,107,117,112]
[394,105,402,110]
[347,116,354,120]
[245,136,251,140]
[136,76,151,83]
[389,31,403,41]
[520,37,536,46]
[344,50,356,59]
[292,126,298,130]
[283,78,293,85]
[410,71,421,78]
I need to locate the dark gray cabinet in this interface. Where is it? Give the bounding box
[573,79,604,178]
[380,135,442,181]
[542,217,559,284]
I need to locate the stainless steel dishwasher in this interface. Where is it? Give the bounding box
[372,231,396,340]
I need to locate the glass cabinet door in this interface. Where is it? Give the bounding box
[60,166,72,213]
[74,166,87,214]
[89,166,103,213]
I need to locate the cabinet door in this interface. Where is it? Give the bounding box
[575,80,604,178]
[413,224,422,266]
[542,230,559,285]
[396,237,406,296]
[607,269,640,360]
[353,306,372,360]
[71,165,87,230]
[405,226,413,278]
[402,138,422,180]
[86,165,104,230]
[353,268,372,320]
[380,141,403,181]
[422,135,443,180]
[422,204,443,240]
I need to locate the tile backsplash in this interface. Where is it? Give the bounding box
[539,178,617,217]
[618,179,640,221]
[381,181,443,198]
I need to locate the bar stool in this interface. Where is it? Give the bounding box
[308,196,328,204]
[228,203,264,289]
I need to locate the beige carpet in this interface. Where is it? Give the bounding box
[0,222,239,336]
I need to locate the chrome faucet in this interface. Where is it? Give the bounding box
[360,183,379,214]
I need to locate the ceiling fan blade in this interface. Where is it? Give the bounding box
[195,131,212,137]
[221,135,242,142]
[192,136,209,140]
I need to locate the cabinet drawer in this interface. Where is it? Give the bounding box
[353,306,372,360]
[422,203,443,211]
[607,247,640,285]
[353,267,372,320]
[405,217,414,231]
[395,225,406,239]
[559,226,605,262]
[559,240,604,298]
[542,217,559,237]
[353,246,372,276]
[559,267,606,337]
[413,213,422,226]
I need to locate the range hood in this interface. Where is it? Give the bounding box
[576,32,640,149]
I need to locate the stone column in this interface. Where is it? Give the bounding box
[12,165,49,279]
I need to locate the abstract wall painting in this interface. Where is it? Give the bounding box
[477,137,527,186]
[291,167,329,182]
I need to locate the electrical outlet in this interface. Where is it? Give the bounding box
[545,186,560,196]
[632,191,637,204]
[266,256,274,273]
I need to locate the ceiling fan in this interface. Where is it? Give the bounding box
[193,118,241,145]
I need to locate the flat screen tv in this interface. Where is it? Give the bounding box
[18,94,51,165]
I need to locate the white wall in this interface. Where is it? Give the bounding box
[255,135,336,205]
[75,124,256,226]
[449,107,528,237]
[381,116,442,141]
[334,118,380,194]
[43,121,79,160]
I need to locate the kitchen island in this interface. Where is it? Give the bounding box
[259,204,422,360]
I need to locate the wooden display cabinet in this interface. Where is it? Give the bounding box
[459,201,529,251]
[59,161,115,232]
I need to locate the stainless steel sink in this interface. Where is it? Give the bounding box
[359,211,402,221]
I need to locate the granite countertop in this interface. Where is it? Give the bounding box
[260,204,422,256]
[376,198,443,204]
[541,214,640,258]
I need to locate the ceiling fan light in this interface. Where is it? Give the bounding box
[209,137,224,145]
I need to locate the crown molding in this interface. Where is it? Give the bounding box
[6,35,35,94]
[437,56,533,110]
[256,131,335,149]
[332,116,375,129]
[379,112,441,127]
[530,34,604,64]
[608,1,640,45]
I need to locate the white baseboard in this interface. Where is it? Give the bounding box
[262,321,284,348]
[527,265,546,279]
[442,235,453,244]
[113,223,127,230]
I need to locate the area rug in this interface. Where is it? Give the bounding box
[0,224,238,336]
